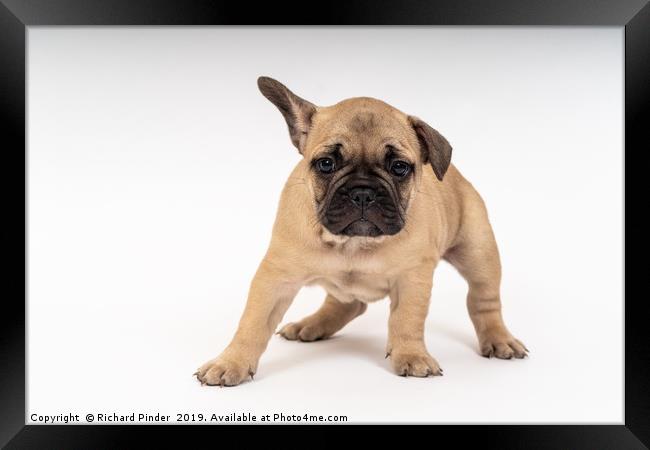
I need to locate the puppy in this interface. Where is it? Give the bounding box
[196,77,527,386]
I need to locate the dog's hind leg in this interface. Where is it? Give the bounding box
[443,193,528,360]
[278,294,367,342]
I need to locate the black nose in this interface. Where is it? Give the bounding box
[349,187,376,208]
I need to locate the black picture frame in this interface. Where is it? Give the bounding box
[1,0,647,447]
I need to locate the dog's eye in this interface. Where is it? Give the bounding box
[389,160,410,177]
[316,157,336,174]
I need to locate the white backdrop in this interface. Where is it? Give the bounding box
[27,27,623,424]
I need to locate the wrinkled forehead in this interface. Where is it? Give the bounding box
[307,98,418,161]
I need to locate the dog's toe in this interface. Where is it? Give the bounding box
[480,333,528,360]
[389,351,442,377]
[195,355,254,387]
[277,322,301,340]
[278,321,330,342]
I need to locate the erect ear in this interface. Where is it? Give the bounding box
[408,116,453,181]
[257,76,317,154]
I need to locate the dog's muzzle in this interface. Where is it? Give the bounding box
[321,181,404,237]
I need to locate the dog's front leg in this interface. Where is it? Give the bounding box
[196,258,300,386]
[386,262,442,377]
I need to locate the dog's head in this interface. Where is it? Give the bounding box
[258,76,452,238]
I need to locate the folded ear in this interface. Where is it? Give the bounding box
[408,116,453,181]
[257,76,317,154]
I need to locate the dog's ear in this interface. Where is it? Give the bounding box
[257,76,317,154]
[408,116,453,181]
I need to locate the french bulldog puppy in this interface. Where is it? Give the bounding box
[196,77,527,386]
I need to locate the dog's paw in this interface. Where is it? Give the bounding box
[479,332,528,359]
[388,350,443,377]
[195,355,255,387]
[277,321,331,342]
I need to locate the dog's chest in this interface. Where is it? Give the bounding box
[312,271,391,304]
[304,235,401,303]
[308,256,393,304]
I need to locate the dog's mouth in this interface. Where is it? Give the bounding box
[341,219,383,237]
[322,207,403,237]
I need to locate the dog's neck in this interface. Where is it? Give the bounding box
[319,227,388,253]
